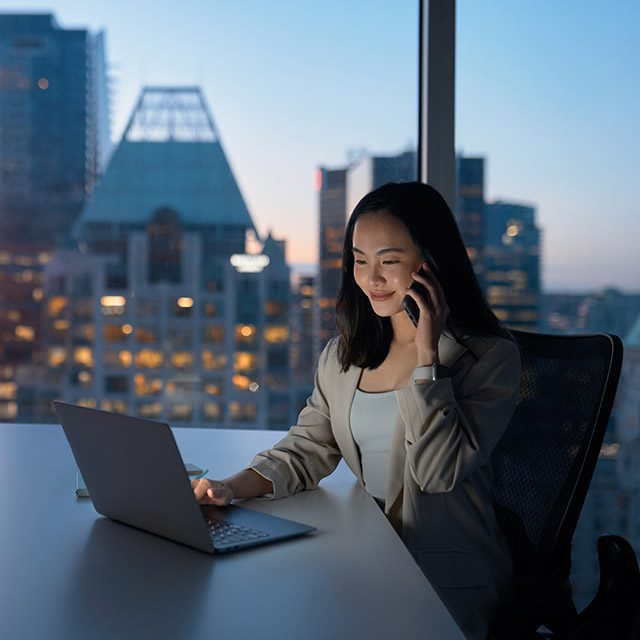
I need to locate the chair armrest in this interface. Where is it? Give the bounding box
[559,535,640,640]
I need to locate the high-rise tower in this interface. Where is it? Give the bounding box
[0,13,110,383]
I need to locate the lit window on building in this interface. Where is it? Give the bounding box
[134,374,163,396]
[104,324,128,342]
[74,323,95,342]
[234,352,257,372]
[136,326,158,343]
[53,319,69,331]
[47,296,67,317]
[138,402,163,419]
[0,401,18,419]
[100,295,126,315]
[135,349,164,369]
[174,297,194,317]
[203,402,223,421]
[104,350,132,368]
[76,398,98,409]
[75,371,92,386]
[171,351,194,369]
[166,379,195,396]
[203,325,225,343]
[169,403,192,421]
[232,374,251,390]
[204,381,222,396]
[229,401,256,423]
[0,382,17,400]
[264,326,289,343]
[202,351,227,371]
[14,325,35,341]
[264,302,285,317]
[101,399,128,414]
[74,346,93,367]
[48,347,66,367]
[235,324,256,342]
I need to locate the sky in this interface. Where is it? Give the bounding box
[1,0,638,292]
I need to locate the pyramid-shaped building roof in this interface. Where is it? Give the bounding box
[76,87,255,233]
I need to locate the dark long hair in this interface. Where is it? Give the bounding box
[335,181,512,371]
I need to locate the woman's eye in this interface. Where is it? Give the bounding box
[382,259,399,265]
[354,259,366,265]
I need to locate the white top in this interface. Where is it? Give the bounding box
[350,388,399,501]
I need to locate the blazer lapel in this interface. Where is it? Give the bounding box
[385,330,469,513]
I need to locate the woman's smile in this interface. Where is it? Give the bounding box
[369,290,394,302]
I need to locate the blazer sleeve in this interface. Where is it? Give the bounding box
[249,342,343,499]
[394,336,521,494]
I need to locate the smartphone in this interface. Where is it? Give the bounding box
[403,277,428,327]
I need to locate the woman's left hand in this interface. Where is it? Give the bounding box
[404,261,449,364]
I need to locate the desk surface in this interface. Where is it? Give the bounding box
[0,423,464,640]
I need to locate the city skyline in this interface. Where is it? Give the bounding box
[1,1,638,291]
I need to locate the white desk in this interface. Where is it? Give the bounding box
[0,423,464,639]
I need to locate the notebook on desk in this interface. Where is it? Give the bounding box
[53,401,315,555]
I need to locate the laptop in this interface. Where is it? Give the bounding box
[53,401,315,554]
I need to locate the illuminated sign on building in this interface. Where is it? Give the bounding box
[230,254,270,273]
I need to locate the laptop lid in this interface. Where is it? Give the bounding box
[54,401,314,554]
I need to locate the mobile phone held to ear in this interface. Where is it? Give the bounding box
[403,275,428,327]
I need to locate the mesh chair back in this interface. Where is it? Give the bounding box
[491,331,623,575]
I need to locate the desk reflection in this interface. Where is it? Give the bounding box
[57,518,214,639]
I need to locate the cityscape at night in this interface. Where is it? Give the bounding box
[1,2,639,635]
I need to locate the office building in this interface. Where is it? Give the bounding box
[28,87,295,429]
[290,273,316,414]
[0,13,110,394]
[455,156,485,283]
[484,201,541,330]
[316,168,347,354]
[576,289,640,338]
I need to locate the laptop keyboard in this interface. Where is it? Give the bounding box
[206,517,269,547]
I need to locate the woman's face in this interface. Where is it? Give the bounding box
[351,211,424,319]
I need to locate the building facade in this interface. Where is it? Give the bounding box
[455,156,485,284]
[484,201,541,330]
[24,87,295,429]
[316,168,346,355]
[0,13,110,411]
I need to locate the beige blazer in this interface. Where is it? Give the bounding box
[250,331,521,640]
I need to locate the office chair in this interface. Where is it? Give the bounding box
[488,331,640,640]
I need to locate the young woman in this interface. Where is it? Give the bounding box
[193,182,521,640]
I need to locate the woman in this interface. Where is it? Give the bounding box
[193,182,521,639]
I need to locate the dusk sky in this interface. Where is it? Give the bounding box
[1,0,638,291]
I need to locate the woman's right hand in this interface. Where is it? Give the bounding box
[192,478,234,506]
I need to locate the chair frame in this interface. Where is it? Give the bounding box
[490,331,628,639]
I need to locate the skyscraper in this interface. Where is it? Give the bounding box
[30,87,295,429]
[316,168,346,354]
[455,156,485,284]
[484,201,541,330]
[0,13,110,383]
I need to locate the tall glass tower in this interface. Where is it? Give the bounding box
[0,14,110,396]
